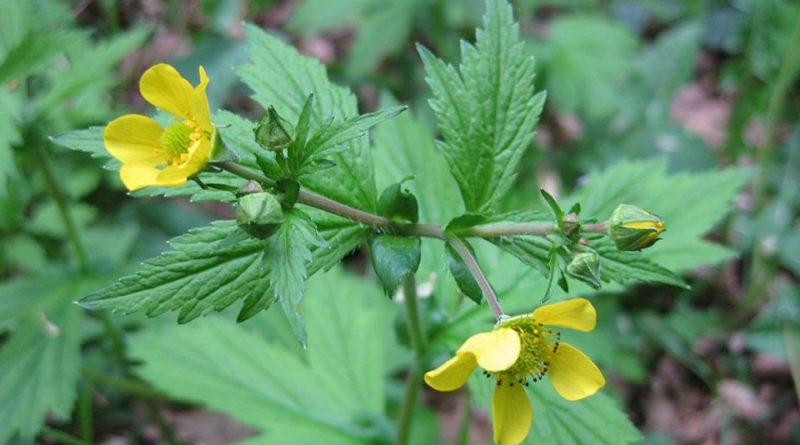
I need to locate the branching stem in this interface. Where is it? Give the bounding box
[216,162,601,242]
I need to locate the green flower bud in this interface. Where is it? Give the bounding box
[566,252,602,289]
[236,192,284,239]
[254,107,294,151]
[608,204,665,251]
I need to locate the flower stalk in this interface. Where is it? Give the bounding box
[447,237,505,320]
[397,275,425,445]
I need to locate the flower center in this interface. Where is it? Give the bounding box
[483,315,561,387]
[160,123,194,160]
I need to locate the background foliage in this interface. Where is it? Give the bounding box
[0,0,798,444]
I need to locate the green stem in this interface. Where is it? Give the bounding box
[744,10,800,308]
[32,143,89,273]
[83,368,166,400]
[784,324,800,404]
[34,140,180,444]
[402,276,426,358]
[216,162,589,241]
[447,237,505,321]
[41,427,87,445]
[78,378,93,444]
[397,276,425,445]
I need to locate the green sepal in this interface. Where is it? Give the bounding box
[369,235,421,295]
[444,243,483,305]
[254,106,295,151]
[608,203,666,251]
[541,189,565,231]
[377,179,419,223]
[235,192,284,239]
[566,252,602,289]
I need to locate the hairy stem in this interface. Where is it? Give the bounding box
[32,143,89,273]
[447,237,505,320]
[217,162,601,242]
[397,276,425,445]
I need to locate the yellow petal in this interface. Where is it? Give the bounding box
[139,64,194,120]
[492,383,532,445]
[191,66,213,133]
[532,298,596,332]
[104,115,165,164]
[460,328,520,372]
[119,164,179,191]
[424,353,476,392]
[548,342,605,401]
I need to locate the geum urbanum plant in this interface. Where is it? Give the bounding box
[54,1,690,444]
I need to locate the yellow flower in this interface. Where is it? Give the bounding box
[424,298,605,445]
[104,64,215,191]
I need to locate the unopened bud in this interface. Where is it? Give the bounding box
[608,204,665,251]
[567,252,602,289]
[254,107,294,151]
[236,192,284,239]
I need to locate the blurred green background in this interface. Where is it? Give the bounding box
[1,0,799,444]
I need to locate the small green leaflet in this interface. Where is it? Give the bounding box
[79,214,369,323]
[238,24,378,211]
[300,105,406,172]
[286,96,405,176]
[129,268,397,445]
[444,242,483,305]
[419,0,545,213]
[369,235,421,295]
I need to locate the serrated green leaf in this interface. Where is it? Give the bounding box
[80,214,368,322]
[478,210,555,275]
[482,209,685,288]
[588,235,687,288]
[444,243,483,304]
[0,30,85,82]
[238,25,377,211]
[129,268,396,445]
[419,0,544,213]
[537,15,637,119]
[0,295,81,443]
[369,235,421,294]
[39,26,151,112]
[346,1,416,76]
[264,210,323,305]
[567,159,750,272]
